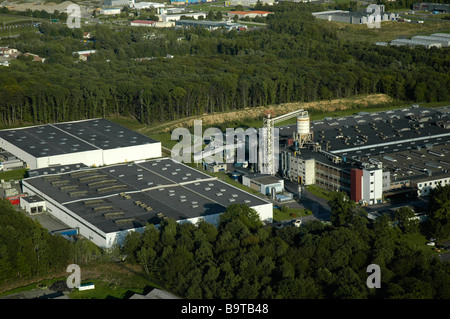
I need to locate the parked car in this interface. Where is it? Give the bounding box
[426,242,436,246]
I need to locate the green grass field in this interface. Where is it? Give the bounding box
[0,168,28,181]
[0,14,33,25]
[327,19,450,43]
[273,206,312,222]
[305,185,333,201]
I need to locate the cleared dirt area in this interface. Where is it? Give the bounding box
[145,94,393,134]
[8,1,93,17]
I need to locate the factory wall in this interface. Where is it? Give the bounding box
[102,142,162,166]
[362,168,383,205]
[0,137,37,169]
[282,153,315,185]
[413,176,450,197]
[350,168,363,203]
[36,150,104,169]
[1,140,161,169]
[106,227,146,248]
[250,202,273,223]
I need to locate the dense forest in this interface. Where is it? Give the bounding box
[0,199,101,286]
[0,2,448,127]
[121,188,450,299]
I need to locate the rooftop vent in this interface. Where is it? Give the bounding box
[69,190,88,198]
[103,212,124,219]
[114,218,135,226]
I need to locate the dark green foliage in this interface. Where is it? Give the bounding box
[0,199,101,285]
[394,207,419,234]
[0,3,448,126]
[218,203,263,232]
[122,204,450,299]
[428,185,450,239]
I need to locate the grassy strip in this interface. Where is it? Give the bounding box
[0,168,28,181]
[305,185,333,201]
[273,206,312,222]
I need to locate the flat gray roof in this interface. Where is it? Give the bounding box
[244,173,283,185]
[21,194,45,204]
[281,106,450,184]
[23,158,270,234]
[27,163,89,177]
[279,106,450,157]
[0,118,159,158]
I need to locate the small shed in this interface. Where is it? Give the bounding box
[20,195,46,214]
[242,174,284,196]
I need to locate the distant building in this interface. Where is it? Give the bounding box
[130,20,175,27]
[73,50,97,61]
[171,0,203,5]
[411,35,450,47]
[312,7,399,25]
[0,47,18,56]
[413,3,450,13]
[227,11,273,19]
[100,7,122,15]
[23,53,46,63]
[83,32,92,39]
[104,0,132,7]
[390,38,442,49]
[225,0,274,6]
[175,19,246,30]
[162,12,207,21]
[131,1,165,9]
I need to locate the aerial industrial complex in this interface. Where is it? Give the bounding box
[1,105,449,247]
[0,118,272,248]
[277,105,450,205]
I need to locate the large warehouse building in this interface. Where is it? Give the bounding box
[0,118,162,169]
[21,158,273,248]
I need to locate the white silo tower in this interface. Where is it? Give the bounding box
[294,110,313,148]
[296,111,310,136]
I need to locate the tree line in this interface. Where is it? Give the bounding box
[0,2,448,126]
[0,199,101,286]
[121,195,450,299]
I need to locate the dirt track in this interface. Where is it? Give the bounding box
[146,94,393,134]
[8,1,92,18]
